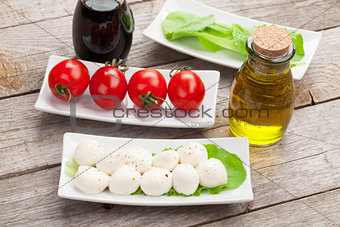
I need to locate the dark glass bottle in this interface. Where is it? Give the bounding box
[73,0,134,63]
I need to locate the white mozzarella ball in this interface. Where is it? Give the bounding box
[96,147,126,175]
[124,147,152,174]
[109,165,141,195]
[152,150,179,171]
[172,164,199,195]
[140,168,172,196]
[196,158,228,188]
[74,140,104,166]
[178,142,208,167]
[74,166,109,194]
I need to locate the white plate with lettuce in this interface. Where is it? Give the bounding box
[143,0,322,80]
[58,133,253,206]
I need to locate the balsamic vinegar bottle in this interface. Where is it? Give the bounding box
[73,0,135,63]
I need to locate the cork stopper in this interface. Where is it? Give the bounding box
[253,26,291,58]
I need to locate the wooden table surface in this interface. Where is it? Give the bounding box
[1,0,340,226]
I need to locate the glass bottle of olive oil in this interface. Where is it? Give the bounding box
[229,26,295,147]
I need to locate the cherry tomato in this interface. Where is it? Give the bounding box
[48,59,90,102]
[128,68,168,109]
[168,70,205,111]
[89,65,127,109]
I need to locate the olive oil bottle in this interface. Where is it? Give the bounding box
[229,26,295,147]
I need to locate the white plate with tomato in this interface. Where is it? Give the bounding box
[34,55,220,128]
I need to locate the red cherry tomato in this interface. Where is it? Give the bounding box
[128,68,168,109]
[168,70,205,111]
[48,59,90,102]
[89,66,127,109]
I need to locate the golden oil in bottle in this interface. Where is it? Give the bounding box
[229,26,295,147]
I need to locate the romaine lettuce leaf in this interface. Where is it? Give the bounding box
[66,157,79,178]
[162,11,215,40]
[162,11,305,65]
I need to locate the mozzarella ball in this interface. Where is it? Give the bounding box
[152,150,179,171]
[178,142,208,167]
[74,166,109,194]
[74,140,104,166]
[109,165,141,195]
[196,158,228,188]
[140,168,172,196]
[172,164,199,195]
[124,147,152,174]
[96,147,126,175]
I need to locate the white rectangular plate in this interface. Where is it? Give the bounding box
[34,55,220,128]
[58,133,253,206]
[143,0,322,80]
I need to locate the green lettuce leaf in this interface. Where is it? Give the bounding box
[195,32,236,52]
[290,31,305,62]
[230,24,256,57]
[162,11,305,65]
[204,23,233,38]
[66,157,79,178]
[201,144,247,189]
[162,146,182,152]
[162,11,215,40]
[131,187,144,195]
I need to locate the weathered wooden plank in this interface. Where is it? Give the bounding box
[226,0,340,31]
[0,0,144,29]
[1,87,340,181]
[0,0,75,28]
[205,189,340,227]
[1,146,339,226]
[1,0,340,99]
[1,0,339,31]
[309,87,340,104]
[181,98,340,170]
[295,26,340,105]
[0,166,244,227]
[301,188,340,226]
[157,58,315,115]
[0,1,190,97]
[0,1,339,226]
[0,51,339,178]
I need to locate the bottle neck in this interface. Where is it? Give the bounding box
[245,37,295,76]
[246,55,290,76]
[82,0,124,11]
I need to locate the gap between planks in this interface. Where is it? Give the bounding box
[2,156,339,226]
[1,135,339,181]
[1,105,339,181]
[193,186,340,227]
[1,0,339,99]
[0,89,40,101]
[0,56,193,101]
[0,76,339,180]
[2,0,340,31]
[0,0,150,30]
[0,163,60,181]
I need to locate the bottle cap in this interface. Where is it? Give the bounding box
[253,26,291,58]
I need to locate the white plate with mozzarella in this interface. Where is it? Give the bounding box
[58,133,253,206]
